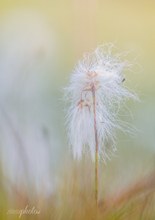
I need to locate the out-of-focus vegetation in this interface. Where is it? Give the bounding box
[0,0,155,219]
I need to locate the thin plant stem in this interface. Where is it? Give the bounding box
[92,84,99,206]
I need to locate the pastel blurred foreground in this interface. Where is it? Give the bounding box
[0,161,155,220]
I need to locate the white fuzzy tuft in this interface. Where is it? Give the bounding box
[65,44,136,162]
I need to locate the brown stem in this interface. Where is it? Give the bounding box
[92,85,99,206]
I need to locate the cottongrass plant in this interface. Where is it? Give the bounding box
[65,44,136,205]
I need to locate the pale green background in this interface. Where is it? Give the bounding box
[0,0,154,195]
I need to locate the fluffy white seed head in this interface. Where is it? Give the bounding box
[65,45,136,162]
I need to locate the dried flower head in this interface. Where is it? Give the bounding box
[65,44,136,162]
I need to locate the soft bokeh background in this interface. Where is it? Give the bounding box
[0,0,155,219]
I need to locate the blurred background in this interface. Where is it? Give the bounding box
[0,0,155,219]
